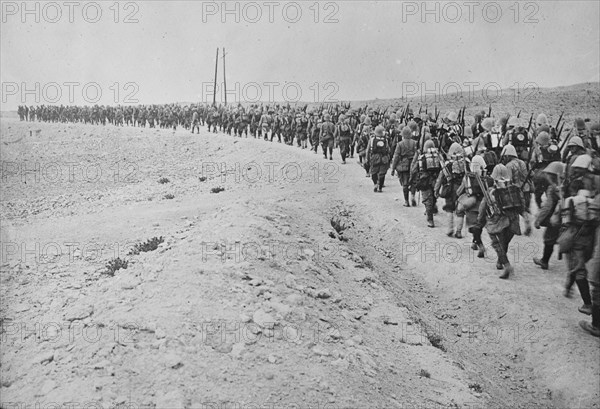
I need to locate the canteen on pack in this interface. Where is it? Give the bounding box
[561,190,600,226]
[418,148,441,171]
[493,184,525,213]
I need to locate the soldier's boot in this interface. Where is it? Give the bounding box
[576,279,592,315]
[446,213,454,237]
[454,216,464,239]
[426,207,434,228]
[477,244,485,258]
[579,305,600,337]
[499,263,513,279]
[564,275,576,298]
[403,188,410,207]
[522,212,532,236]
[411,192,417,207]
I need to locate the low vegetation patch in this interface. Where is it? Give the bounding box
[164,194,175,199]
[158,177,170,184]
[104,257,128,276]
[128,236,164,255]
[468,383,483,393]
[211,186,225,194]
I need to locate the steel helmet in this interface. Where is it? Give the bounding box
[567,136,584,149]
[364,117,372,125]
[507,116,519,127]
[390,113,398,121]
[423,140,436,150]
[571,154,592,169]
[448,142,464,158]
[501,144,518,158]
[401,126,412,139]
[535,132,551,147]
[338,114,346,121]
[590,122,600,134]
[324,113,331,121]
[491,164,512,181]
[408,120,418,131]
[447,112,458,122]
[482,118,495,131]
[542,161,565,177]
[374,125,385,136]
[420,113,429,122]
[471,155,487,175]
[574,117,586,131]
[536,113,548,126]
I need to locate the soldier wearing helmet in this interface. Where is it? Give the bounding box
[476,164,521,279]
[391,126,418,207]
[337,115,353,164]
[564,136,587,194]
[530,131,561,208]
[410,139,441,227]
[319,113,336,160]
[435,142,467,238]
[457,150,491,258]
[574,117,592,148]
[560,154,599,317]
[501,144,532,236]
[367,126,391,192]
[472,113,485,138]
[307,111,323,153]
[532,161,565,271]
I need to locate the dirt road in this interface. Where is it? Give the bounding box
[1,119,598,408]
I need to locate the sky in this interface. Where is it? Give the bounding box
[1,1,599,110]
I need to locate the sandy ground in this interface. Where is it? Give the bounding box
[1,118,599,409]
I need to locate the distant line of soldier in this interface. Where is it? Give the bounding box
[18,102,600,337]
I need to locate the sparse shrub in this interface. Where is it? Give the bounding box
[128,236,165,255]
[199,176,207,182]
[419,369,431,378]
[104,257,128,276]
[427,333,445,351]
[211,186,225,194]
[158,177,170,184]
[164,194,175,199]
[330,217,347,235]
[468,383,483,393]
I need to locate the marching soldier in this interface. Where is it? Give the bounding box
[391,126,418,207]
[533,161,565,270]
[436,142,467,237]
[560,154,598,314]
[320,113,336,160]
[501,144,532,235]
[337,115,353,164]
[411,139,441,227]
[476,164,522,279]
[367,126,391,192]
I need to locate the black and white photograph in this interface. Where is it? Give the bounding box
[1,1,599,408]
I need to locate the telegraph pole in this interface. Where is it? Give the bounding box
[222,47,227,106]
[213,47,219,106]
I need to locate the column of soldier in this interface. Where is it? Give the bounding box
[19,102,600,338]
